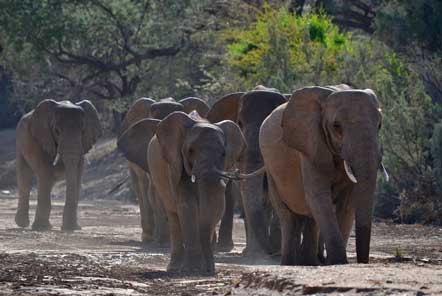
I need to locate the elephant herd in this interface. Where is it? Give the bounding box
[14,84,389,274]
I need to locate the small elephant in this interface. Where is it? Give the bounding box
[148,111,245,274]
[15,99,102,231]
[207,86,286,256]
[118,97,209,243]
[260,85,388,265]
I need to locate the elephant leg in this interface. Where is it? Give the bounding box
[177,186,203,273]
[32,173,55,231]
[217,180,235,252]
[167,212,184,272]
[336,196,355,247]
[151,185,170,247]
[15,154,33,228]
[267,173,298,265]
[306,193,347,265]
[137,170,155,243]
[299,217,320,266]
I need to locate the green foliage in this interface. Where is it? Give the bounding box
[224,6,351,91]
[431,122,442,193]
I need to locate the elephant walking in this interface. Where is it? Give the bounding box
[147,111,245,274]
[260,85,388,265]
[15,99,101,231]
[207,86,286,256]
[118,97,209,244]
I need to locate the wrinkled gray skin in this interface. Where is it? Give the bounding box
[15,100,101,231]
[148,112,245,274]
[207,87,286,255]
[261,85,383,265]
[118,97,209,244]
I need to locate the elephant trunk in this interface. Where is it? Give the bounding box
[343,133,379,264]
[62,155,83,230]
[197,175,226,273]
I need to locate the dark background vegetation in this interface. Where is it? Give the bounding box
[0,0,441,224]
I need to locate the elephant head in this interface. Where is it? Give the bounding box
[119,97,156,136]
[281,86,383,263]
[206,88,286,255]
[29,99,102,230]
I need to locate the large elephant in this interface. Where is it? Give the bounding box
[15,99,102,231]
[118,97,209,243]
[259,86,388,265]
[147,111,245,274]
[207,87,286,255]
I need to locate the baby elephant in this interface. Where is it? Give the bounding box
[148,111,245,274]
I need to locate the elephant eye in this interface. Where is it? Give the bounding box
[333,121,342,132]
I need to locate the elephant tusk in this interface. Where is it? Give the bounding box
[85,155,91,165]
[191,175,196,183]
[53,153,61,166]
[344,160,358,183]
[380,162,389,182]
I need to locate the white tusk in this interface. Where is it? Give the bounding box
[53,153,61,166]
[220,179,226,187]
[380,163,389,182]
[344,160,358,183]
[191,175,196,183]
[85,155,91,165]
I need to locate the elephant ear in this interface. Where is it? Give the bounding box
[29,99,58,158]
[215,120,246,169]
[156,112,196,183]
[179,97,210,117]
[206,92,244,123]
[281,86,334,167]
[76,100,102,154]
[117,118,160,172]
[119,97,155,136]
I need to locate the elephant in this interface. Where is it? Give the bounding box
[259,85,388,265]
[15,99,102,231]
[147,111,245,274]
[206,86,286,256]
[118,96,209,244]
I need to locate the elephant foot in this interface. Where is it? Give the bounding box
[241,246,269,258]
[216,240,234,252]
[167,255,184,273]
[15,211,30,228]
[152,240,170,249]
[326,255,348,265]
[61,223,82,232]
[32,221,52,231]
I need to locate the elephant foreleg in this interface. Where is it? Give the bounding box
[167,212,184,272]
[299,217,320,265]
[33,173,55,231]
[217,180,235,252]
[150,184,170,247]
[336,195,355,246]
[15,154,33,228]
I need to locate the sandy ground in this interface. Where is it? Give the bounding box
[0,195,442,295]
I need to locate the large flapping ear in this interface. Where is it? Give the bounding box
[117,118,160,172]
[156,111,195,170]
[29,99,58,157]
[179,97,210,117]
[215,120,247,169]
[206,92,244,123]
[119,97,155,136]
[76,100,103,153]
[281,86,334,167]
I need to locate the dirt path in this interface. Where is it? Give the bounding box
[0,196,442,295]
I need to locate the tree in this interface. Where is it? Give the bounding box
[0,0,212,100]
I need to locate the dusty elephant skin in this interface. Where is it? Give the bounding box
[15,99,102,232]
[260,85,384,265]
[118,96,209,244]
[148,111,245,274]
[207,87,286,256]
